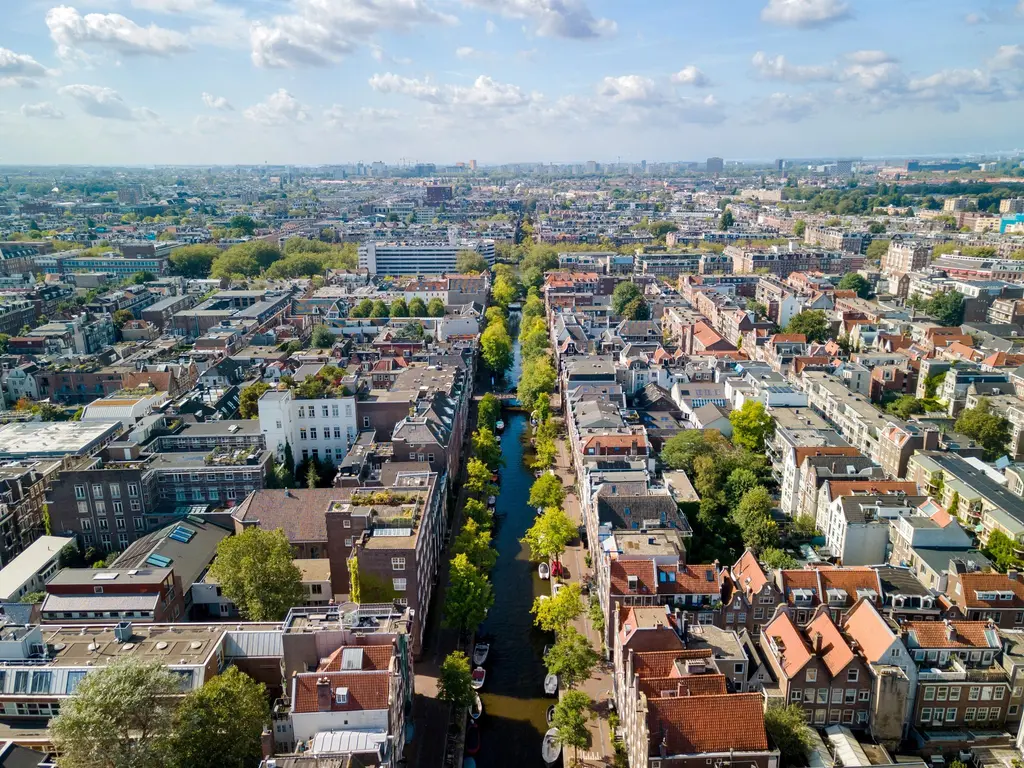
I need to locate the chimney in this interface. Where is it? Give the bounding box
[944,620,956,643]
[316,677,333,712]
[813,632,823,655]
[261,728,275,759]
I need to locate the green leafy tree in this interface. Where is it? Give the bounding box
[481,322,513,373]
[984,529,1023,572]
[472,427,504,470]
[521,320,552,361]
[444,553,494,634]
[456,250,489,273]
[792,219,807,236]
[529,473,565,510]
[518,356,556,412]
[718,208,735,230]
[437,651,475,709]
[370,300,390,318]
[760,547,798,569]
[111,309,134,329]
[545,628,599,689]
[466,458,497,497]
[729,400,774,452]
[955,397,1011,459]
[210,249,260,279]
[19,590,46,604]
[453,518,497,571]
[621,296,651,320]
[171,666,269,768]
[463,498,493,530]
[725,468,760,508]
[886,395,924,420]
[784,310,832,343]
[350,298,374,318]
[169,244,219,278]
[837,273,873,298]
[553,690,591,767]
[793,514,818,537]
[209,527,304,621]
[764,704,813,768]
[427,298,446,317]
[305,460,320,489]
[239,382,270,419]
[408,297,427,317]
[532,582,584,632]
[523,507,576,563]
[478,393,501,432]
[50,658,181,768]
[866,239,890,262]
[310,325,335,348]
[228,214,258,235]
[492,277,518,308]
[927,289,965,327]
[611,282,642,315]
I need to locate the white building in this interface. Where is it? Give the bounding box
[258,389,359,467]
[358,237,495,276]
[0,535,73,601]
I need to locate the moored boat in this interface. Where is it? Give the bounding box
[471,666,486,690]
[495,419,505,432]
[472,642,490,666]
[470,693,483,720]
[465,722,481,756]
[546,705,556,726]
[543,673,558,696]
[541,728,561,764]
[538,562,550,580]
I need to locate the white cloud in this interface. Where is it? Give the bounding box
[131,0,213,12]
[751,52,834,82]
[451,75,532,108]
[369,72,540,114]
[243,88,310,125]
[671,65,709,87]
[676,94,726,124]
[193,114,230,132]
[325,104,400,130]
[756,92,818,122]
[485,18,496,33]
[456,46,480,58]
[58,83,155,120]
[460,0,616,39]
[21,102,65,120]
[251,0,456,68]
[908,68,1004,105]
[47,5,192,59]
[598,75,662,105]
[990,45,1024,71]
[201,92,233,110]
[845,50,893,65]
[369,72,443,103]
[761,0,849,28]
[0,48,52,88]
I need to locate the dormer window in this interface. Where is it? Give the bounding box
[335,687,349,705]
[627,575,638,593]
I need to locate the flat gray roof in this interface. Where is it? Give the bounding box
[0,421,121,458]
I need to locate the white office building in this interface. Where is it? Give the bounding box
[258,389,359,467]
[359,235,495,276]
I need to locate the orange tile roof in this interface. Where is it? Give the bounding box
[825,481,918,501]
[770,334,808,344]
[732,550,769,597]
[957,573,1024,609]
[763,611,812,677]
[639,673,728,698]
[646,693,769,755]
[582,434,649,452]
[806,611,855,677]
[672,564,722,595]
[780,570,820,606]
[293,671,390,714]
[817,568,881,607]
[842,599,896,664]
[318,645,394,672]
[610,559,657,596]
[794,446,862,468]
[904,621,1000,650]
[632,649,714,679]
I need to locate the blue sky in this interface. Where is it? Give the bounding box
[1,0,1023,165]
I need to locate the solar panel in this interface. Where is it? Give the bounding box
[168,525,196,543]
[146,554,172,567]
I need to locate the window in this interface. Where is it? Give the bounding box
[920,708,932,722]
[101,534,111,546]
[804,688,815,703]
[842,709,854,724]
[13,671,28,694]
[847,668,859,683]
[77,501,88,515]
[112,501,123,514]
[134,517,144,530]
[344,520,351,528]
[81,519,93,532]
[831,688,843,704]
[925,686,936,701]
[806,669,817,683]
[965,707,976,722]
[726,612,735,624]
[298,407,305,418]
[857,710,868,724]
[858,690,870,702]
[790,690,803,702]
[226,489,237,500]
[363,416,370,428]
[74,485,86,500]
[1010,705,1020,717]
[845,689,856,704]
[949,687,960,701]
[817,689,828,704]
[946,707,957,723]
[92,484,103,499]
[937,686,948,702]
[332,404,339,417]
[300,429,307,441]
[346,404,352,417]
[276,421,282,429]
[115,517,126,530]
[995,687,1006,701]
[344,538,353,547]
[392,557,406,571]
[334,427,342,439]
[428,453,435,463]
[130,500,141,511]
[754,607,764,620]
[1015,687,1023,698]
[30,671,51,694]
[322,406,329,418]
[970,686,981,701]
[310,428,317,440]
[738,612,747,623]
[814,710,826,725]
[392,578,407,592]
[94,501,106,515]
[192,489,204,501]
[310,584,323,595]
[98,518,109,531]
[128,483,139,497]
[65,671,87,694]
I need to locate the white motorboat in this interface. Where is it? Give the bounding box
[538,562,550,580]
[470,693,483,720]
[471,666,486,690]
[473,643,490,666]
[542,728,562,764]
[546,705,556,726]
[544,673,558,696]
[495,419,505,433]
[487,496,497,507]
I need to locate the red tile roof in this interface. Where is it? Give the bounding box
[632,649,714,679]
[825,481,918,501]
[732,550,769,598]
[646,693,769,756]
[319,644,394,672]
[904,620,1000,650]
[292,671,390,714]
[639,673,728,698]
[763,610,811,677]
[610,559,657,596]
[842,599,896,664]
[956,573,1024,609]
[806,611,855,677]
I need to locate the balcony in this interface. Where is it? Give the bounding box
[918,658,1006,682]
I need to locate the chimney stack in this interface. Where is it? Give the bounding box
[316,677,333,712]
[813,632,823,655]
[261,728,275,759]
[944,620,956,643]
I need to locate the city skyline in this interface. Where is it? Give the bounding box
[2,0,1024,165]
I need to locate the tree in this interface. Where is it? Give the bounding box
[19,590,46,603]
[453,518,497,571]
[729,400,774,452]
[466,458,497,497]
[478,393,501,432]
[984,529,1023,572]
[792,219,807,236]
[309,324,335,349]
[481,322,513,373]
[784,310,831,343]
[955,397,1011,459]
[736,486,773,524]
[518,356,556,412]
[169,244,219,278]
[305,460,320,489]
[456,250,489,273]
[621,296,651,320]
[50,658,181,768]
[529,473,565,510]
[0,333,9,353]
[725,468,760,507]
[389,298,409,318]
[444,553,494,634]
[523,507,576,563]
[868,221,886,234]
[463,498,493,530]
[239,381,269,419]
[928,289,965,326]
[545,628,599,689]
[718,208,734,230]
[111,309,134,328]
[171,666,268,768]
[228,214,257,235]
[408,297,427,317]
[837,273,873,298]
[886,395,924,420]
[760,547,798,569]
[553,690,591,767]
[472,427,504,470]
[350,298,374,318]
[128,270,155,284]
[521,320,552,361]
[427,298,446,317]
[492,277,518,308]
[437,651,475,709]
[532,582,584,632]
[370,300,389,318]
[764,703,813,768]
[210,249,260,279]
[611,282,642,316]
[209,527,304,621]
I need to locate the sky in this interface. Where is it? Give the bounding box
[1,0,1024,166]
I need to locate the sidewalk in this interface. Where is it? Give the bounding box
[551,436,615,768]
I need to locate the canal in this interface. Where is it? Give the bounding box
[475,335,554,767]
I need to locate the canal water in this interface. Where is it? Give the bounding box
[475,334,554,766]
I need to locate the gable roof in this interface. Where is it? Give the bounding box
[763,610,812,677]
[292,670,390,714]
[732,550,770,598]
[842,598,897,664]
[638,673,728,698]
[806,610,856,677]
[956,572,1024,609]
[904,620,1001,650]
[632,649,714,679]
[646,693,769,756]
